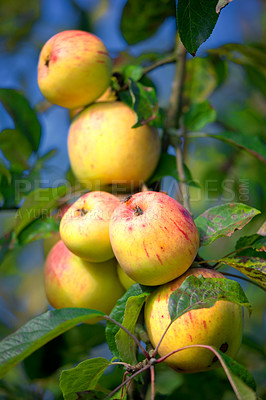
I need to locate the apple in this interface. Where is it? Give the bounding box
[144,268,243,373]
[44,240,125,323]
[109,191,199,286]
[37,30,112,109]
[117,263,136,290]
[68,101,161,191]
[59,191,120,262]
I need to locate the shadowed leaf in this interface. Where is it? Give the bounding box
[0,308,105,378]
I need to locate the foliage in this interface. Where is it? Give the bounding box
[0,1,265,400]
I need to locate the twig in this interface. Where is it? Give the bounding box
[105,364,151,399]
[104,315,150,359]
[150,365,155,400]
[142,53,176,76]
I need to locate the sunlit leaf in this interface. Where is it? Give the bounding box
[168,275,251,322]
[105,284,153,359]
[221,256,266,288]
[195,203,260,246]
[14,185,69,235]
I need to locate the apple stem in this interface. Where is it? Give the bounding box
[104,315,150,359]
[133,205,144,216]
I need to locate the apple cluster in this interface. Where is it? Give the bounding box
[39,30,243,373]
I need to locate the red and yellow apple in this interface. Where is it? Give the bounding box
[38,30,112,109]
[44,240,125,323]
[145,268,243,373]
[109,191,199,286]
[59,191,120,262]
[68,101,161,191]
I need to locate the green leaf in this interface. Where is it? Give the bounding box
[0,308,105,378]
[0,161,11,185]
[181,345,257,399]
[121,0,175,45]
[185,57,225,102]
[183,100,217,131]
[235,234,266,252]
[119,79,162,127]
[60,358,112,400]
[0,129,32,171]
[0,89,41,151]
[221,256,266,288]
[122,65,143,82]
[177,0,219,55]
[147,153,200,188]
[0,233,13,265]
[198,132,266,164]
[195,203,261,246]
[105,284,153,359]
[168,275,251,322]
[115,293,148,365]
[17,217,59,245]
[14,185,69,235]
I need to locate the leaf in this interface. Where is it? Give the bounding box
[115,293,148,365]
[0,233,13,265]
[0,89,41,151]
[17,217,59,245]
[205,132,266,164]
[177,0,219,55]
[121,0,175,45]
[0,308,105,378]
[0,128,33,171]
[147,153,200,188]
[122,65,143,82]
[0,161,11,185]
[119,79,163,127]
[235,234,266,252]
[221,256,266,288]
[14,185,69,235]
[216,0,234,13]
[195,203,261,246]
[60,358,112,400]
[168,275,251,323]
[183,100,217,131]
[105,284,153,359]
[183,345,257,399]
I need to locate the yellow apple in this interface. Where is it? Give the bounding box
[145,268,243,373]
[44,240,125,323]
[68,101,161,191]
[109,191,199,286]
[38,30,112,109]
[117,263,136,290]
[59,191,120,262]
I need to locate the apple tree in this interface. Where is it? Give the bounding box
[0,1,265,399]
